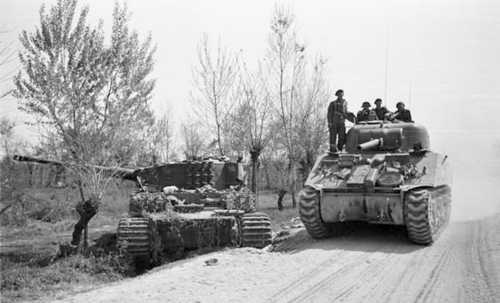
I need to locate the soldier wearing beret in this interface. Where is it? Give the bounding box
[327,89,353,152]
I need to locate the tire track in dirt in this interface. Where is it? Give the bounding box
[269,217,499,303]
[51,215,500,303]
[269,239,406,303]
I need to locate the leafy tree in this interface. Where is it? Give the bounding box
[13,0,156,249]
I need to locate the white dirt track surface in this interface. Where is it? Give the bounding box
[55,214,500,303]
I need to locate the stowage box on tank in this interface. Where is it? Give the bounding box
[299,121,452,245]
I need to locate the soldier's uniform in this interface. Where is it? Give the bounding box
[327,98,348,152]
[357,109,377,122]
[393,109,413,122]
[374,106,389,120]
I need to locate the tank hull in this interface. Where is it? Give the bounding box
[320,191,404,225]
[299,122,452,244]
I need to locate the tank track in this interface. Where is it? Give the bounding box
[240,212,272,248]
[299,186,333,238]
[404,186,451,245]
[117,217,159,264]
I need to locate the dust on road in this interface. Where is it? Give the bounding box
[51,143,500,303]
[53,214,500,303]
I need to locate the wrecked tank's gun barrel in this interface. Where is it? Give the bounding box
[12,154,137,180]
[357,138,383,150]
[13,155,64,165]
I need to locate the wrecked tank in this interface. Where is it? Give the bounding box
[116,159,273,265]
[299,121,452,245]
[11,155,273,264]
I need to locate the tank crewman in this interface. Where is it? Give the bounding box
[373,98,389,120]
[390,101,413,122]
[356,101,378,123]
[327,89,351,152]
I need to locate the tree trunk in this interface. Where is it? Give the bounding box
[249,149,261,193]
[71,198,99,248]
[263,161,272,190]
[277,189,286,211]
[288,158,297,208]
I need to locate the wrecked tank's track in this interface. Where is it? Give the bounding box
[117,217,159,263]
[404,186,451,245]
[240,212,273,248]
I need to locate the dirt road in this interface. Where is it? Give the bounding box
[54,214,500,303]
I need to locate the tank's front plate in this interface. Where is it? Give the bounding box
[320,192,404,225]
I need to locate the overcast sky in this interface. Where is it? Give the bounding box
[1,0,500,155]
[1,0,499,218]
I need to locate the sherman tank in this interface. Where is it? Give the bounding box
[299,121,452,245]
[115,158,273,265]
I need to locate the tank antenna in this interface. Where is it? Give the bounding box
[408,81,412,108]
[384,22,390,107]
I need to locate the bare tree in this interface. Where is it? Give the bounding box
[141,112,174,164]
[181,122,206,160]
[266,4,306,208]
[229,62,272,201]
[13,0,156,250]
[191,34,237,156]
[295,56,330,181]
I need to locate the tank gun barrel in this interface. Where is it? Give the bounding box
[357,138,383,151]
[13,155,64,166]
[12,154,137,180]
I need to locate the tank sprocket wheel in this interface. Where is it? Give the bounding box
[117,217,160,265]
[404,186,451,245]
[240,212,272,248]
[299,186,333,238]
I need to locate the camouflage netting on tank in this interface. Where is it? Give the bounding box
[226,186,256,213]
[129,191,174,217]
[129,185,256,215]
[150,214,237,258]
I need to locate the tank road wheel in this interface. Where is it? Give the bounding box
[240,212,273,248]
[299,186,333,239]
[404,186,451,245]
[117,217,160,266]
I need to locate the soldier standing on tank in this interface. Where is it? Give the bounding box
[390,101,413,122]
[356,101,377,123]
[373,98,389,120]
[327,89,351,152]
